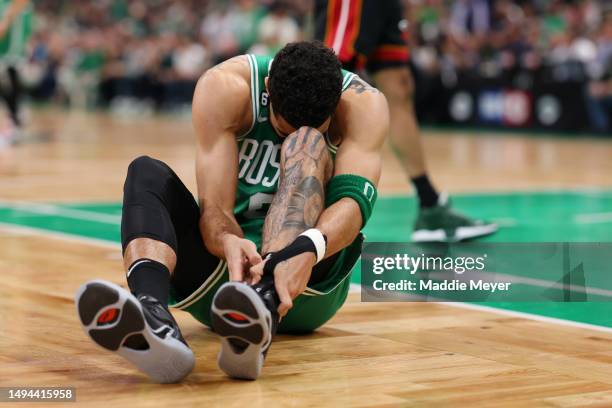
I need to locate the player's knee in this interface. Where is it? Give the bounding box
[122,156,178,252]
[125,155,171,193]
[280,127,331,169]
[127,155,157,176]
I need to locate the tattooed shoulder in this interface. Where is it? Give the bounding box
[347,76,380,94]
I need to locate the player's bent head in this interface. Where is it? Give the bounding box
[268,41,343,133]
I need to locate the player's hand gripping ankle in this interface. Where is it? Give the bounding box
[222,233,263,284]
[251,252,316,317]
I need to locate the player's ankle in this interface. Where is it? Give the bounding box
[411,174,439,208]
[126,258,170,306]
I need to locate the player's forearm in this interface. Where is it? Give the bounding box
[315,197,362,258]
[199,202,243,259]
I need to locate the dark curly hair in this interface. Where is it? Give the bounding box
[268,41,343,129]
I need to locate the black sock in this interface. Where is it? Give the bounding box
[6,66,21,127]
[126,258,170,306]
[411,174,439,208]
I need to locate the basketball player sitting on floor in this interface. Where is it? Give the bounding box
[75,41,388,382]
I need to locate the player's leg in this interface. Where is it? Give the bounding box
[5,66,22,128]
[211,127,332,380]
[372,67,428,191]
[0,65,22,131]
[75,156,217,382]
[368,0,497,242]
[0,65,23,145]
[372,65,445,214]
[315,0,495,241]
[0,4,33,143]
[373,67,497,241]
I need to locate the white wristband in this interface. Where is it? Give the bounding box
[299,228,327,264]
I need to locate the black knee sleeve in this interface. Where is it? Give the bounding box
[121,156,178,253]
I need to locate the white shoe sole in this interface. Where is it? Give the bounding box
[211,282,272,380]
[412,223,498,242]
[75,279,195,383]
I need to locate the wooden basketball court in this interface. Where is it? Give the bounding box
[2,109,612,407]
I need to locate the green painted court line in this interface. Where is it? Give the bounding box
[2,189,612,328]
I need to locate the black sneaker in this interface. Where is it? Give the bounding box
[412,193,498,242]
[210,276,280,380]
[75,280,195,383]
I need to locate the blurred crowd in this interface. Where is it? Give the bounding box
[19,0,612,128]
[27,0,308,114]
[409,0,609,78]
[407,0,612,132]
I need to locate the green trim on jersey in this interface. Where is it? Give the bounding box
[0,0,33,63]
[168,54,363,333]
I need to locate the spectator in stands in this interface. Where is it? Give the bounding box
[584,9,612,133]
[251,0,300,55]
[201,0,266,64]
[449,0,492,69]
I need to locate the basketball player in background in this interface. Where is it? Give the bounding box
[0,0,32,145]
[76,41,388,382]
[315,0,498,242]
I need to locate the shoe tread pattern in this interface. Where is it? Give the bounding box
[78,282,119,325]
[90,299,144,351]
[212,286,263,344]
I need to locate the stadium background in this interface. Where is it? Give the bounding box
[21,0,612,132]
[2,0,612,406]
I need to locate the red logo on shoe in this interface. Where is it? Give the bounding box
[225,312,248,322]
[97,308,119,325]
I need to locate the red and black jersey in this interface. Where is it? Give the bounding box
[314,0,410,73]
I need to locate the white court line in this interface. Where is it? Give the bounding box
[0,201,524,231]
[0,200,121,225]
[0,222,120,249]
[2,188,611,227]
[348,283,612,334]
[575,212,612,224]
[382,187,612,200]
[440,302,612,335]
[425,270,612,299]
[3,217,612,335]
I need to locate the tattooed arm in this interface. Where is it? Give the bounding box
[315,77,389,256]
[253,79,388,316]
[261,127,332,253]
[256,126,333,315]
[344,76,380,95]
